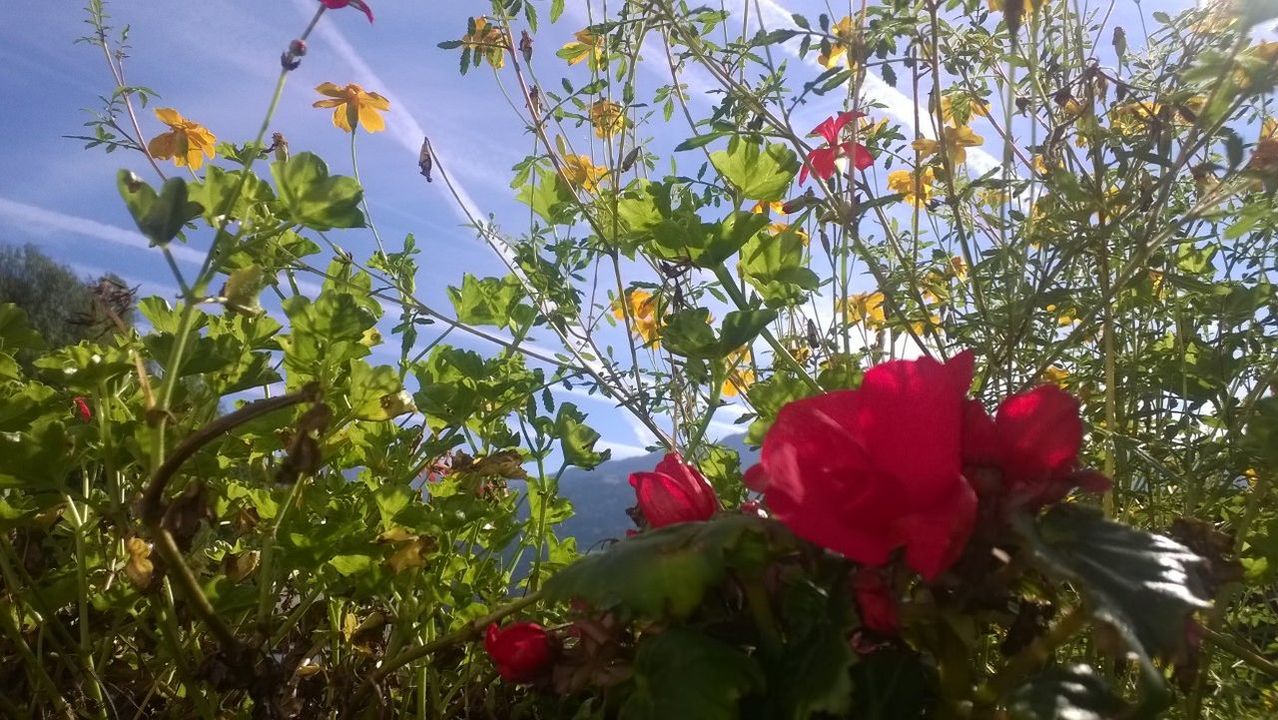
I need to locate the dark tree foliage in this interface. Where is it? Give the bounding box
[0,243,133,357]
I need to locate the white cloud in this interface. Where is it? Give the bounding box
[0,196,206,265]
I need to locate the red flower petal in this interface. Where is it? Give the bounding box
[851,352,971,498]
[897,478,977,580]
[961,398,998,466]
[811,111,866,145]
[852,568,900,635]
[73,397,92,424]
[805,147,838,181]
[485,622,553,683]
[629,454,718,528]
[993,384,1082,486]
[320,0,374,22]
[845,141,875,171]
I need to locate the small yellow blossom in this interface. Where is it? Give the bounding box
[768,222,809,245]
[839,291,886,330]
[560,29,605,69]
[912,136,941,158]
[979,188,1009,207]
[988,0,1047,17]
[722,347,756,397]
[562,154,607,192]
[1031,153,1052,176]
[751,200,787,215]
[613,289,661,345]
[1110,101,1165,135]
[1046,303,1078,326]
[1148,270,1169,299]
[147,108,217,170]
[887,167,936,209]
[940,94,990,125]
[313,83,391,133]
[1189,2,1236,35]
[1042,366,1069,387]
[942,125,984,166]
[1262,116,1278,140]
[462,17,506,69]
[589,100,626,138]
[949,256,969,280]
[819,16,857,69]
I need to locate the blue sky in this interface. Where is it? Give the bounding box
[0,0,1200,460]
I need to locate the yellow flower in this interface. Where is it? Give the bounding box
[767,221,809,245]
[940,94,990,125]
[1060,97,1085,119]
[887,167,935,208]
[147,108,217,170]
[722,347,756,397]
[1042,366,1069,387]
[1031,153,1051,176]
[818,16,857,69]
[751,200,787,215]
[988,0,1046,16]
[839,291,886,330]
[313,83,391,133]
[560,29,605,69]
[1110,101,1163,135]
[949,256,969,281]
[589,99,626,138]
[979,188,1009,207]
[1046,304,1078,326]
[942,125,983,166]
[1148,270,1169,299]
[462,17,506,69]
[613,289,661,345]
[912,136,940,158]
[1189,2,1236,35]
[562,154,607,192]
[1262,116,1278,141]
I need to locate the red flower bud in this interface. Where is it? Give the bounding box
[320,0,374,23]
[852,568,899,635]
[73,397,92,424]
[484,622,553,683]
[628,453,719,528]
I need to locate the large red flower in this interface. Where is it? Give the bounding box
[962,385,1110,512]
[745,352,977,580]
[320,0,374,23]
[629,453,718,528]
[485,622,553,683]
[852,568,900,635]
[798,111,875,184]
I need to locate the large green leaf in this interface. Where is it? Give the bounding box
[1019,506,1211,674]
[739,228,819,307]
[1006,665,1126,720]
[0,304,44,353]
[517,166,576,224]
[554,402,610,470]
[1244,397,1278,468]
[710,138,799,201]
[271,152,365,230]
[544,514,780,619]
[849,647,935,720]
[663,308,719,358]
[117,172,203,245]
[447,274,534,330]
[620,628,764,720]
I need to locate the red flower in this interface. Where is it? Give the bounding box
[484,622,553,683]
[628,453,719,528]
[852,568,900,635]
[320,0,374,23]
[798,111,875,184]
[962,385,1110,512]
[73,397,92,424]
[744,352,977,580]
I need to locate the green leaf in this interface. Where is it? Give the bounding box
[544,514,779,619]
[699,211,770,268]
[517,166,576,225]
[117,173,202,245]
[447,274,534,330]
[271,152,366,231]
[1241,0,1278,25]
[620,628,764,720]
[710,138,799,201]
[190,165,274,223]
[0,304,45,354]
[849,647,935,720]
[745,371,813,445]
[550,0,565,22]
[719,309,777,352]
[1244,397,1278,468]
[773,617,855,719]
[739,227,816,307]
[349,361,415,421]
[0,419,76,491]
[663,308,719,358]
[1006,665,1126,720]
[1019,506,1211,675]
[554,402,610,470]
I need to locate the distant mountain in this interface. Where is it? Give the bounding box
[553,434,757,549]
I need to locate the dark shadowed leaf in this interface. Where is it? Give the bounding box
[1006,664,1126,720]
[620,627,764,720]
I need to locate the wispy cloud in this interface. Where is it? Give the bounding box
[0,196,206,265]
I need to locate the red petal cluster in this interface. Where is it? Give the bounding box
[799,111,875,184]
[745,351,1108,580]
[962,385,1110,512]
[629,453,719,528]
[852,568,900,635]
[484,622,553,683]
[320,0,374,23]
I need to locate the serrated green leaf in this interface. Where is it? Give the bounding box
[554,402,610,470]
[271,152,365,231]
[620,628,764,720]
[710,138,799,201]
